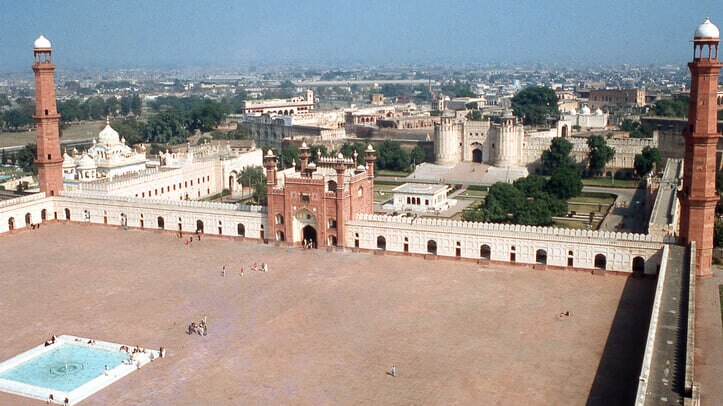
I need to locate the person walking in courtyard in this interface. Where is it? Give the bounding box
[391,364,396,377]
[240,267,244,277]
[222,265,226,277]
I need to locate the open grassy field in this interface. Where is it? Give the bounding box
[0,121,104,148]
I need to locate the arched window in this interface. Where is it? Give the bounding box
[427,240,437,255]
[357,187,363,198]
[24,213,32,226]
[632,256,645,274]
[158,216,165,229]
[328,235,337,246]
[327,180,337,192]
[276,230,285,241]
[120,213,127,226]
[41,209,47,221]
[535,249,547,265]
[510,246,516,262]
[196,220,204,233]
[64,208,71,220]
[480,244,491,260]
[275,214,284,225]
[8,217,15,230]
[377,236,386,250]
[328,218,337,228]
[237,223,245,237]
[594,254,607,270]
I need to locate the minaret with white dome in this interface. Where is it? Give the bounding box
[680,16,721,277]
[32,34,63,196]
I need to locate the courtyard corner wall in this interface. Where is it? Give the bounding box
[0,193,54,233]
[346,214,666,274]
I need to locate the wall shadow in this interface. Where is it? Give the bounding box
[586,275,657,405]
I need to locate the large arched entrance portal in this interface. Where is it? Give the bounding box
[472,148,483,163]
[302,225,317,248]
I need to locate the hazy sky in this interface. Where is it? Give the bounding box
[0,0,720,72]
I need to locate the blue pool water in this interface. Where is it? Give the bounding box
[0,343,130,392]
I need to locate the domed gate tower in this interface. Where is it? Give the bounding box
[680,18,721,277]
[32,35,63,196]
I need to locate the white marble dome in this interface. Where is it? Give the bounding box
[695,17,719,39]
[567,108,577,115]
[595,108,604,116]
[34,34,51,49]
[98,122,121,145]
[580,106,591,115]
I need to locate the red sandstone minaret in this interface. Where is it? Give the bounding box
[680,17,721,277]
[32,34,63,196]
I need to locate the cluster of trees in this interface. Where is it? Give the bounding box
[57,94,142,122]
[375,140,425,172]
[0,94,143,132]
[653,96,689,118]
[634,146,662,178]
[620,119,652,138]
[236,166,266,205]
[441,82,476,98]
[0,98,34,131]
[511,86,560,125]
[462,173,578,226]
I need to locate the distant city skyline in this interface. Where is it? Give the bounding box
[0,0,720,72]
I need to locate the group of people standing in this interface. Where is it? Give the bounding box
[187,315,208,336]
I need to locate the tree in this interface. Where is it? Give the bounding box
[545,164,582,199]
[621,118,652,138]
[237,166,267,205]
[281,144,299,168]
[143,110,189,144]
[541,137,573,175]
[653,96,689,117]
[587,135,615,176]
[188,99,226,132]
[111,117,146,146]
[3,108,33,130]
[461,202,486,222]
[376,140,410,171]
[410,146,426,167]
[715,221,723,247]
[513,174,548,198]
[483,182,525,222]
[466,110,483,121]
[309,144,328,163]
[16,143,37,174]
[511,86,559,125]
[339,142,366,165]
[634,146,662,178]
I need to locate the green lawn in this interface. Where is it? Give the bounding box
[456,190,487,199]
[582,177,640,188]
[0,121,104,148]
[554,219,600,230]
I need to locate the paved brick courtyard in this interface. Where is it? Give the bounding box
[0,223,655,405]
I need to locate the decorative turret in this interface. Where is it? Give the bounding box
[364,144,377,176]
[299,141,310,172]
[263,149,278,187]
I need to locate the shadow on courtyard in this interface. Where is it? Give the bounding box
[586,274,656,406]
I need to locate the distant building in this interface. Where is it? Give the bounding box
[588,88,646,109]
[242,90,314,115]
[369,93,384,105]
[560,105,608,130]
